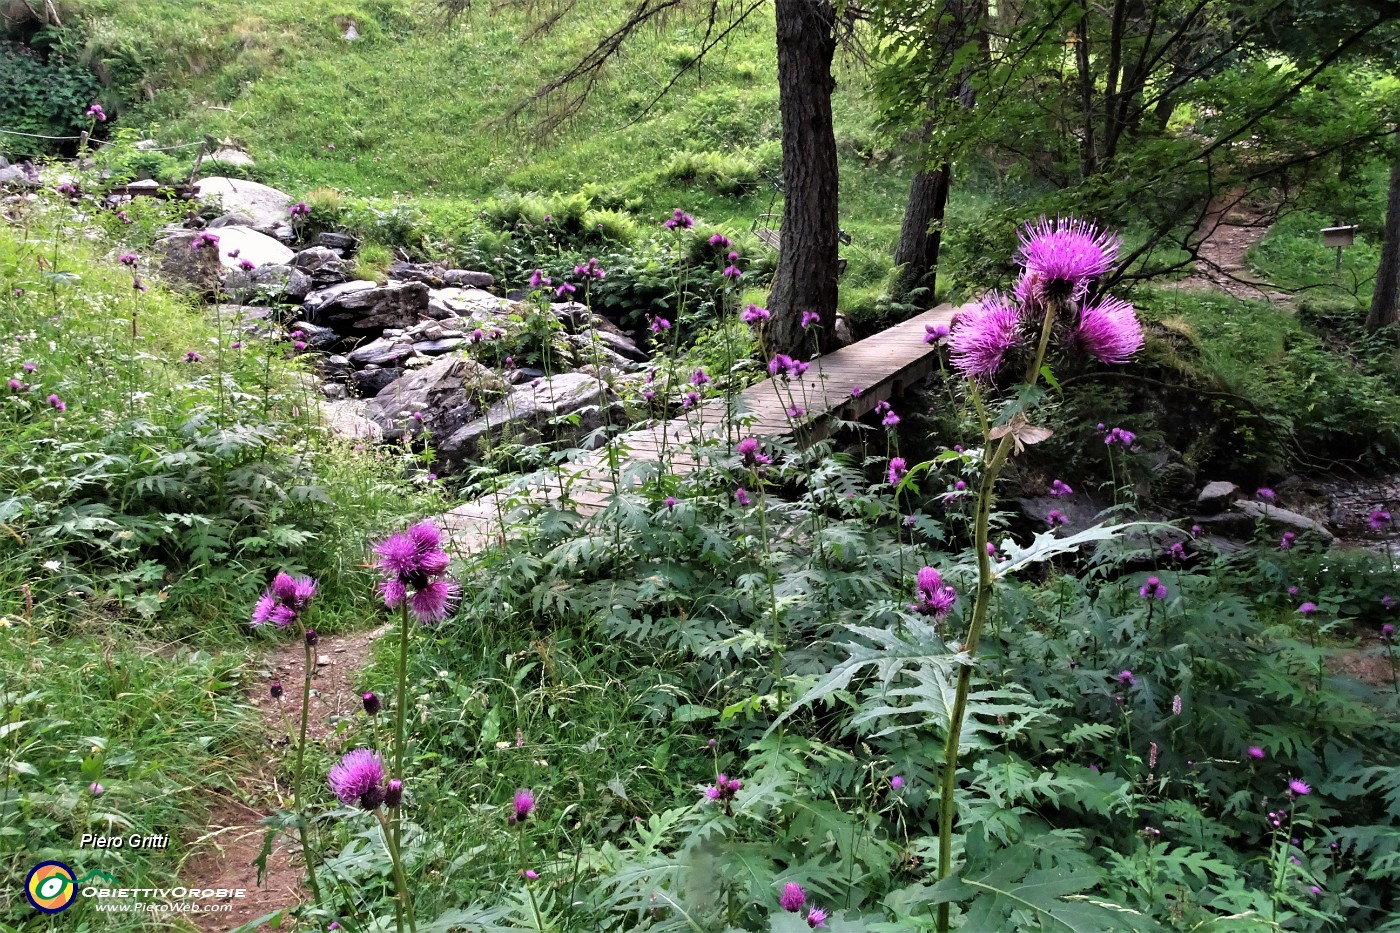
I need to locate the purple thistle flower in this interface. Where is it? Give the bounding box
[1257,488,1275,502]
[887,457,907,486]
[735,488,751,507]
[1247,746,1265,759]
[1280,531,1296,550]
[271,573,317,612]
[555,281,576,298]
[1048,479,1073,497]
[806,907,829,929]
[1381,623,1394,640]
[1139,576,1167,600]
[890,775,905,790]
[742,303,771,323]
[663,209,694,229]
[787,406,806,417]
[362,691,382,715]
[512,788,536,821]
[1298,602,1318,616]
[768,354,793,377]
[374,521,455,622]
[22,363,35,373]
[780,883,806,913]
[691,368,710,386]
[1288,779,1311,796]
[722,264,742,280]
[384,778,404,808]
[1047,509,1067,527]
[228,249,241,259]
[408,579,459,621]
[289,201,311,218]
[737,437,772,469]
[1068,296,1143,364]
[924,322,951,344]
[948,293,1022,379]
[119,252,139,266]
[528,269,551,289]
[47,394,65,412]
[910,566,957,618]
[520,869,539,880]
[8,379,21,392]
[800,310,822,329]
[132,276,147,292]
[1166,541,1186,561]
[682,390,700,408]
[471,328,485,344]
[1118,669,1136,686]
[239,258,256,271]
[184,350,202,363]
[1104,427,1136,446]
[1383,595,1397,610]
[90,782,105,796]
[851,385,861,397]
[1016,216,1121,304]
[86,103,106,121]
[328,749,386,808]
[709,233,731,248]
[882,410,900,427]
[1368,509,1392,531]
[665,496,677,513]
[648,315,671,334]
[191,232,220,250]
[293,340,307,351]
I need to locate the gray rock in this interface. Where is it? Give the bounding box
[348,337,415,367]
[320,354,354,380]
[352,367,404,397]
[207,147,255,167]
[292,246,351,285]
[1196,481,1239,514]
[220,305,278,336]
[288,321,340,350]
[1235,500,1338,542]
[442,269,495,289]
[0,165,39,188]
[194,178,294,234]
[438,372,621,467]
[565,333,636,371]
[225,263,313,303]
[310,281,431,335]
[321,383,347,400]
[304,280,377,314]
[413,338,467,356]
[508,367,546,384]
[212,226,295,269]
[158,231,224,296]
[552,301,590,330]
[365,355,504,442]
[317,231,357,250]
[426,287,514,320]
[320,399,383,442]
[594,330,647,363]
[389,262,493,289]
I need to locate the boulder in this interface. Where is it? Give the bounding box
[443,269,496,289]
[288,321,340,350]
[389,261,494,289]
[207,147,255,167]
[427,287,514,320]
[1196,481,1239,514]
[1235,500,1338,542]
[365,355,504,442]
[348,336,415,367]
[291,246,351,285]
[158,230,224,295]
[320,354,354,381]
[565,333,637,371]
[309,281,430,335]
[317,231,357,250]
[0,164,40,188]
[194,178,295,234]
[211,226,295,269]
[351,366,404,397]
[224,263,313,303]
[594,330,647,363]
[304,280,377,314]
[438,372,621,467]
[413,338,466,356]
[320,400,383,442]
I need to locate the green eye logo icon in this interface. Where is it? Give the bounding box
[26,861,77,913]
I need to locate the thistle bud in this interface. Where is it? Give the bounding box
[362,691,381,715]
[385,778,404,808]
[305,628,319,646]
[270,681,284,699]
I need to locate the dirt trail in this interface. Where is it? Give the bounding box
[182,624,388,932]
[1176,198,1291,304]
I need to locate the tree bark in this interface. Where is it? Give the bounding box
[892,164,952,299]
[766,0,840,357]
[1367,131,1400,336]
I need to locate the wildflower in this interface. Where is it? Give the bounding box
[648,315,671,334]
[528,269,551,289]
[132,277,147,292]
[520,869,539,880]
[289,201,311,218]
[384,779,404,808]
[887,457,907,485]
[1172,694,1182,715]
[1191,524,1202,536]
[90,782,105,796]
[1368,509,1392,531]
[22,363,35,373]
[986,542,998,557]
[910,566,957,618]
[1310,886,1321,896]
[374,521,458,623]
[362,691,382,715]
[709,233,731,248]
[1015,216,1121,305]
[87,104,106,121]
[1118,670,1135,686]
[691,368,710,386]
[948,293,1022,379]
[47,394,65,412]
[807,907,829,929]
[239,259,256,271]
[800,310,821,329]
[1068,297,1143,364]
[737,437,772,469]
[471,328,485,344]
[955,480,967,491]
[1298,602,1318,616]
[1166,541,1186,561]
[304,628,319,647]
[271,682,284,699]
[924,322,950,344]
[1287,586,1299,597]
[191,232,220,250]
[119,252,139,266]
[1104,427,1136,446]
[412,411,424,423]
[663,208,694,229]
[890,775,905,790]
[228,249,241,258]
[116,211,131,224]
[184,350,202,363]
[555,281,576,298]
[1257,488,1275,501]
[882,410,900,427]
[787,406,806,418]
[780,883,806,912]
[1047,510,1067,527]
[329,749,387,808]
[702,773,742,803]
[1288,779,1311,797]
[1384,595,1397,610]
[735,488,751,507]
[1149,742,1159,769]
[683,390,700,408]
[1280,531,1296,550]
[1050,479,1073,497]
[1247,746,1266,759]
[7,379,20,392]
[742,303,771,323]
[293,341,307,351]
[1383,623,1395,640]
[512,788,536,822]
[728,251,739,261]
[851,385,861,397]
[1139,576,1167,600]
[722,263,742,280]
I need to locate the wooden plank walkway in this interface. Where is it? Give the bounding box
[442,303,964,549]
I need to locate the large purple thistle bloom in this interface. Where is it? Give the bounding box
[374,521,457,623]
[1016,217,1121,304]
[948,294,1023,380]
[1068,297,1143,364]
[251,572,318,628]
[911,566,957,618]
[328,749,386,808]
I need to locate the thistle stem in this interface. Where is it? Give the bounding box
[393,601,411,853]
[376,810,416,933]
[295,636,324,906]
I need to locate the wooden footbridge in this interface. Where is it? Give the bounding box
[442,303,963,549]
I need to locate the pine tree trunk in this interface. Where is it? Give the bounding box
[766,0,840,357]
[892,164,951,299]
[1367,137,1400,336]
